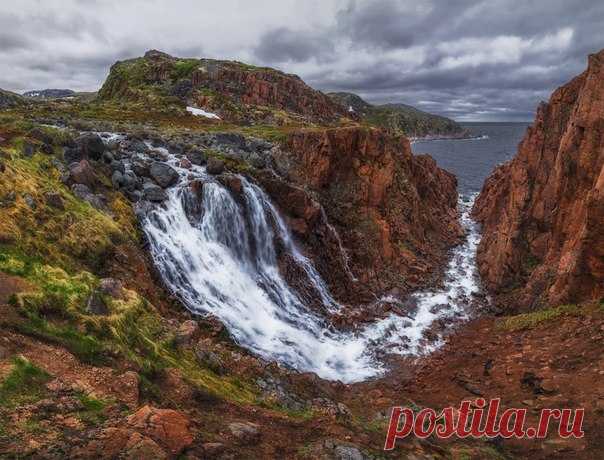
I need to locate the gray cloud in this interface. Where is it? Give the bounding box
[0,0,603,121]
[254,27,333,63]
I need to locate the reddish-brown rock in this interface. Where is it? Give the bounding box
[264,126,462,302]
[126,405,194,456]
[190,61,345,123]
[98,50,348,124]
[473,49,604,309]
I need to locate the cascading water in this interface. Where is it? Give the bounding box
[140,151,483,383]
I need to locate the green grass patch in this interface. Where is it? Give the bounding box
[15,311,106,365]
[0,356,50,408]
[171,59,200,80]
[498,304,582,331]
[76,393,108,425]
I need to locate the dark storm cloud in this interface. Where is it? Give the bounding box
[1,0,603,121]
[311,0,604,120]
[254,27,333,63]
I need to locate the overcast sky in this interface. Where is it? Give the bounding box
[1,0,603,121]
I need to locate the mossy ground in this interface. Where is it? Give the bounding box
[0,113,256,405]
[497,302,603,331]
[0,356,50,408]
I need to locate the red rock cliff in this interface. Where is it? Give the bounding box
[473,49,604,309]
[268,127,462,302]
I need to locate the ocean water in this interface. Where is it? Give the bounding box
[412,122,530,195]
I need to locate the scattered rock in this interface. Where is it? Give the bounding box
[112,371,140,409]
[206,157,225,175]
[179,158,192,169]
[158,368,194,405]
[334,445,366,460]
[175,320,199,345]
[311,398,352,420]
[111,170,125,189]
[150,162,179,188]
[194,344,224,375]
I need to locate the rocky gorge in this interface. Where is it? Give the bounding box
[0,47,603,459]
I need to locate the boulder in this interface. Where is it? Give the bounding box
[75,133,105,160]
[158,368,194,405]
[132,160,151,178]
[150,162,179,188]
[21,142,36,158]
[110,160,125,174]
[206,157,224,175]
[86,291,109,315]
[71,184,106,210]
[125,139,149,154]
[217,174,243,195]
[111,170,124,189]
[143,183,168,202]
[126,405,193,456]
[69,159,97,188]
[102,151,115,163]
[186,150,207,166]
[98,278,124,299]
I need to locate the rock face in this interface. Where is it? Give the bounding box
[98,50,347,124]
[268,126,462,301]
[473,49,604,309]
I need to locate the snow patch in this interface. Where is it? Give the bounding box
[186,106,221,119]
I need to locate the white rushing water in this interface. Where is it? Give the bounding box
[141,154,482,383]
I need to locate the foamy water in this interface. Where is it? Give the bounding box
[137,148,483,382]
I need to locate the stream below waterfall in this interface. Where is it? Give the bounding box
[138,146,483,383]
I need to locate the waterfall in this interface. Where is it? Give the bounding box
[139,152,483,383]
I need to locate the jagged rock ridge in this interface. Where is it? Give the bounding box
[98,49,347,124]
[473,49,604,309]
